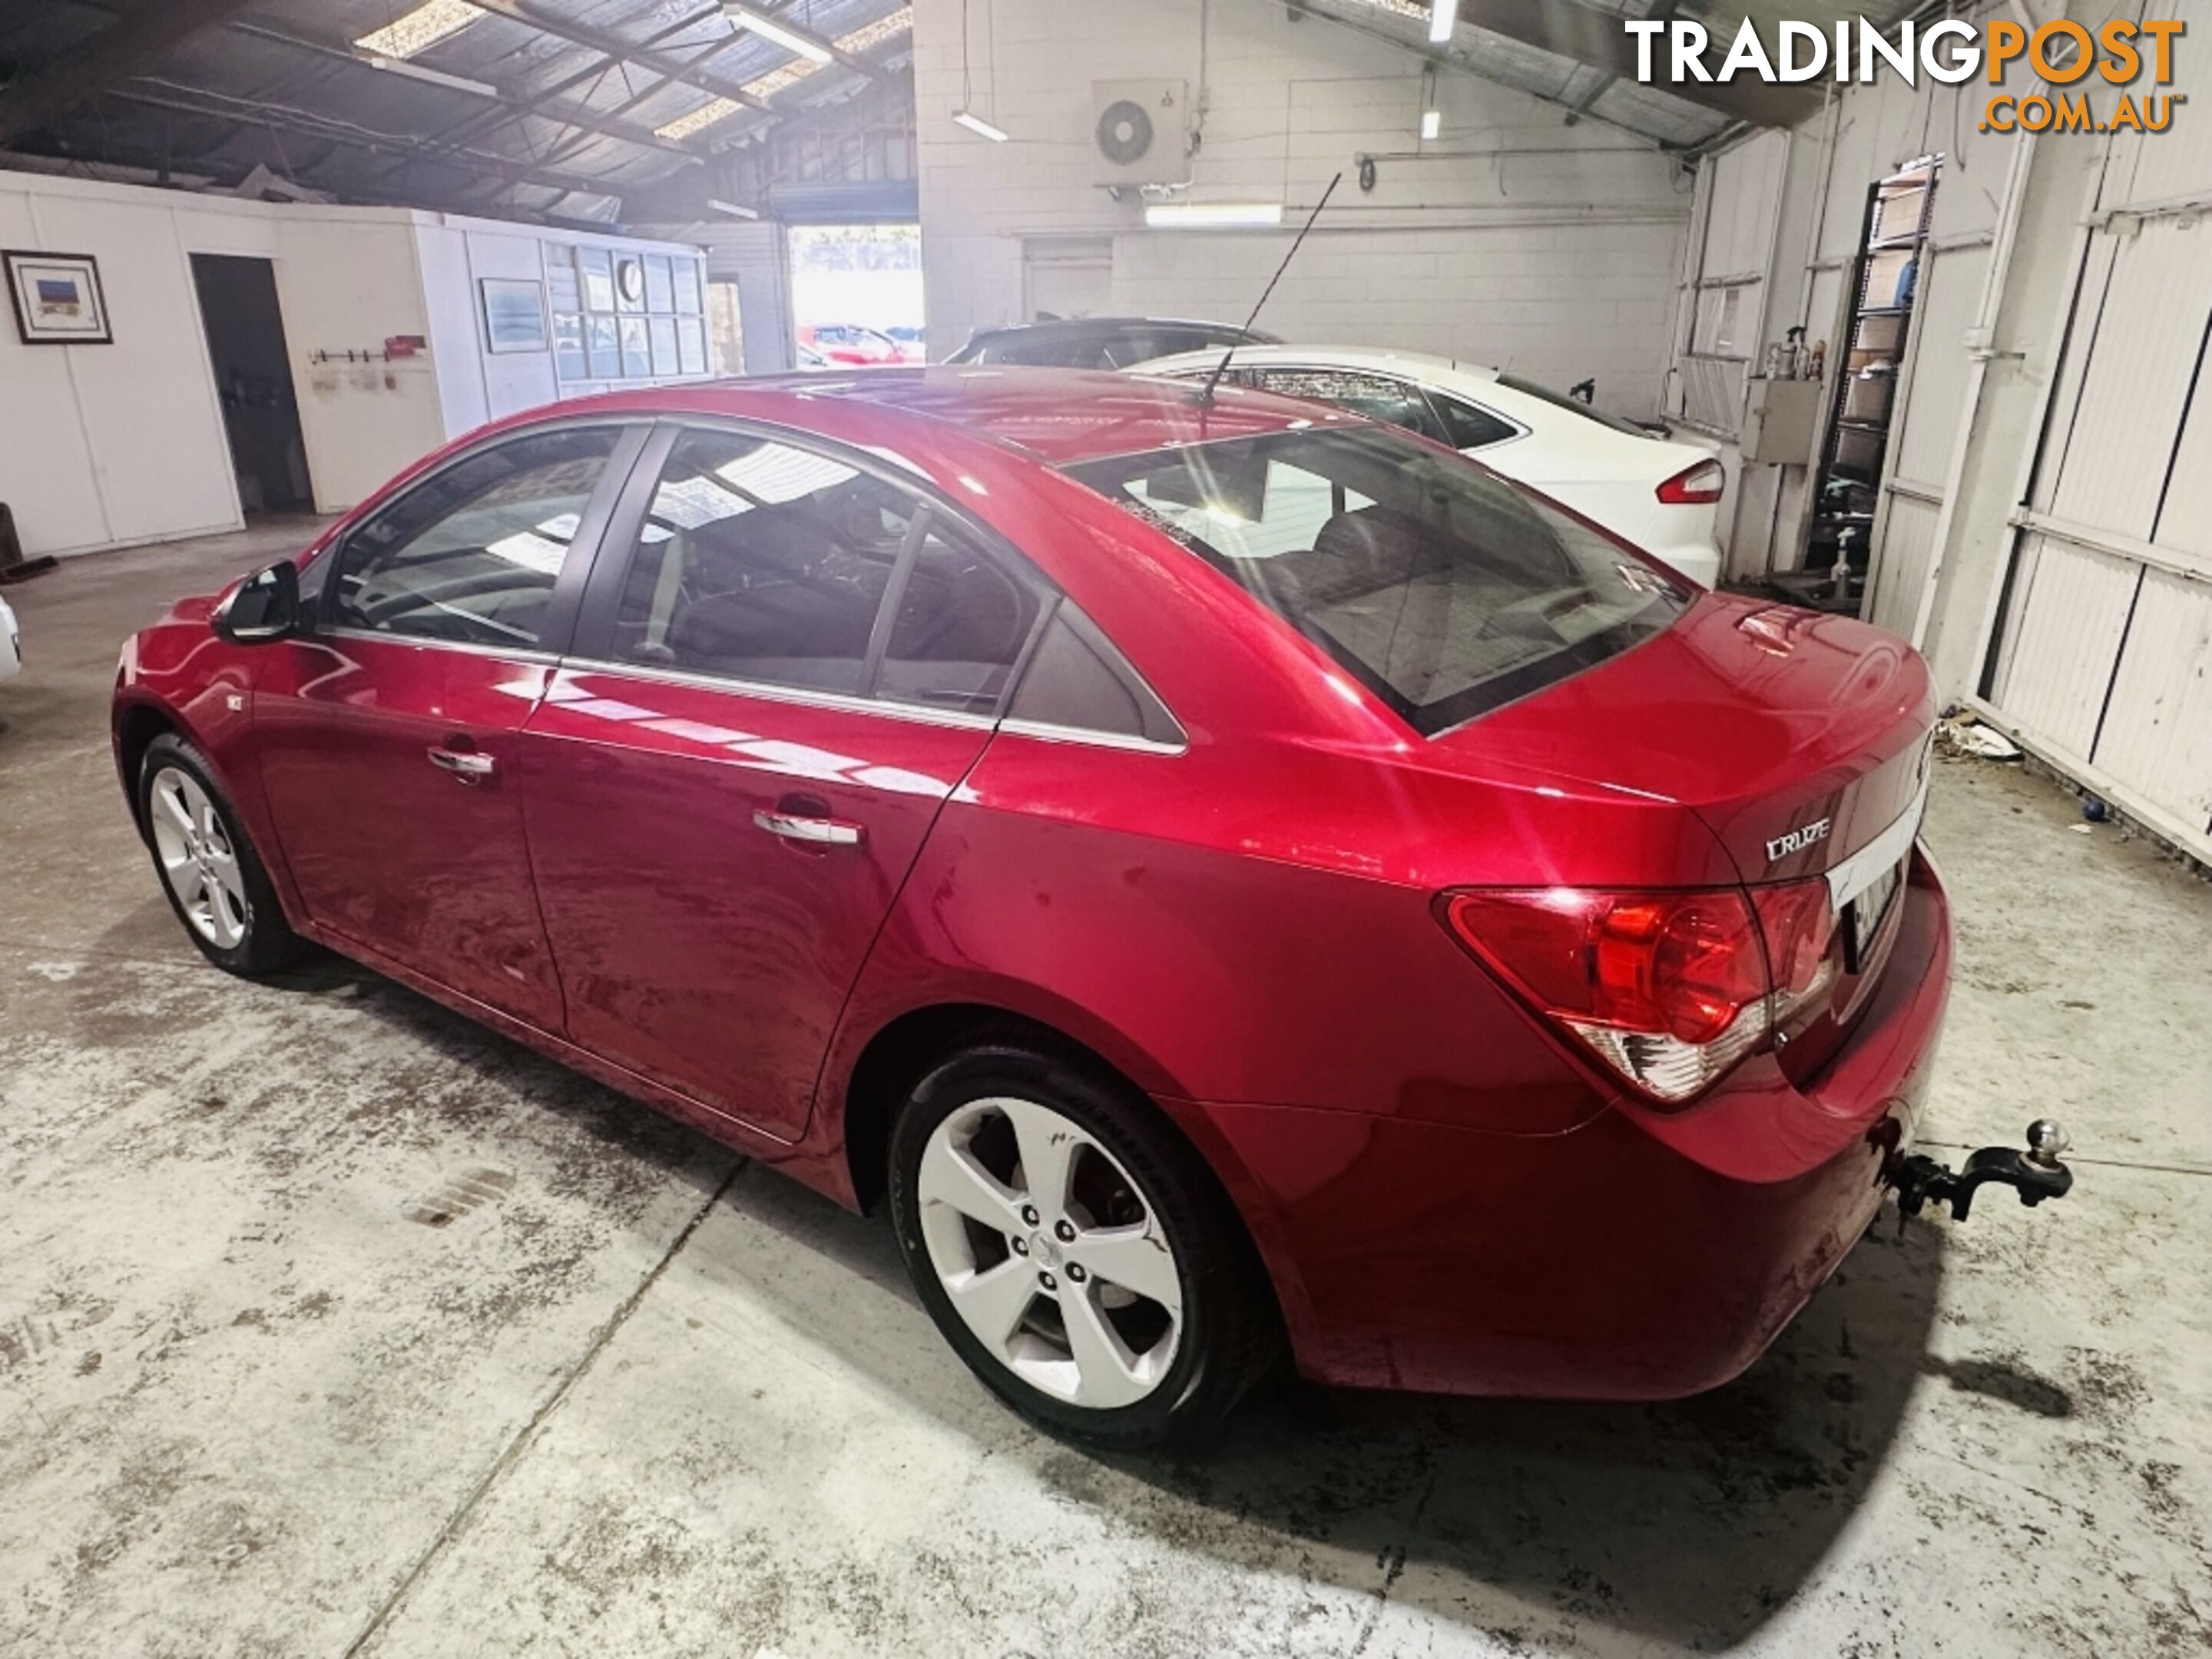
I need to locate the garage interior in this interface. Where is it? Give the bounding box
[1,2,2207,1655]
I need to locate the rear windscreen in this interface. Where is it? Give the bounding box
[1065,427,1688,733]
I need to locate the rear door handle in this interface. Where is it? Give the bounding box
[753,809,864,847]
[427,745,495,782]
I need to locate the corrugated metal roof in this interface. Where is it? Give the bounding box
[0,0,914,217]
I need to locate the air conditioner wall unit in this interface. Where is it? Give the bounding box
[1091,79,1189,188]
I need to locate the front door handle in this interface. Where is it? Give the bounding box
[753,809,864,847]
[427,745,495,783]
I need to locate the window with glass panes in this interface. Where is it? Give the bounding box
[549,243,709,385]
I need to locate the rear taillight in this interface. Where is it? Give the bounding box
[1656,458,1725,505]
[1441,879,1838,1105]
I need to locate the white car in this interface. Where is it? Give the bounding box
[0,594,18,683]
[1129,346,1724,587]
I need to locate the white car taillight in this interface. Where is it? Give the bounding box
[1656,459,1725,505]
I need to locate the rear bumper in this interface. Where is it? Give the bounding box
[1190,848,1952,1399]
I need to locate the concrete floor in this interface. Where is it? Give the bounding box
[2,522,2208,1659]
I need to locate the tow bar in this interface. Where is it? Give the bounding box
[1892,1119,2075,1229]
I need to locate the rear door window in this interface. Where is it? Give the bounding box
[598,426,1045,715]
[1431,393,1520,451]
[878,522,1041,715]
[608,429,917,694]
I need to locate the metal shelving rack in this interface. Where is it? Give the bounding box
[1776,157,1941,614]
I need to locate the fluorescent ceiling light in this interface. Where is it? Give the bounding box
[737,9,914,104]
[359,52,498,98]
[1144,201,1284,229]
[707,198,760,219]
[657,97,744,141]
[355,0,482,59]
[1420,108,1441,139]
[1428,0,1459,43]
[952,109,1008,142]
[726,4,834,64]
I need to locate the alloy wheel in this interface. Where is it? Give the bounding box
[916,1095,1184,1409]
[147,766,249,949]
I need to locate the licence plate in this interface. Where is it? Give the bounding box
[1846,859,1904,970]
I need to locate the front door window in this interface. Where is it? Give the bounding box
[333,426,621,649]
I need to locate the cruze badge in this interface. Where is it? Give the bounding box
[1767,817,1832,863]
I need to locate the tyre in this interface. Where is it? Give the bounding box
[888,1038,1277,1450]
[137,733,303,976]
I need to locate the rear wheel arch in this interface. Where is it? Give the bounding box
[841,1004,1134,1215]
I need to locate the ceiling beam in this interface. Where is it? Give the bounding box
[101,85,621,200]
[465,0,773,114]
[365,7,727,190]
[0,0,260,146]
[224,20,699,161]
[1443,0,1822,131]
[1290,0,1684,148]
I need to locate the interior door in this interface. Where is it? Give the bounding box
[521,423,1045,1139]
[253,422,643,1028]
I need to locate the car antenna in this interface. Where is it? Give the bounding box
[1197,170,1342,409]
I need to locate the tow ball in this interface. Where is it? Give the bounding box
[1892,1119,2075,1227]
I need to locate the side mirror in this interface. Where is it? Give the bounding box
[213,560,303,644]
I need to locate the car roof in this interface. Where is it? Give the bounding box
[1131,343,1502,386]
[591,366,1362,465]
[965,316,1277,343]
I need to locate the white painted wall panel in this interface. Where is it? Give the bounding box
[465,229,561,425]
[1704,133,1783,278]
[0,191,108,553]
[1891,243,1988,490]
[2151,357,2212,560]
[1866,492,1940,640]
[34,194,240,545]
[2093,568,2212,830]
[2046,220,2211,540]
[2098,0,2212,208]
[416,224,490,438]
[1992,536,2141,760]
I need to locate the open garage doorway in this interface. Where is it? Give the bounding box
[788,224,922,366]
[188,253,313,515]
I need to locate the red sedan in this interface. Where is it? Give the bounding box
[113,369,1948,1449]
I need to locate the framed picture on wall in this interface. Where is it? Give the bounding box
[4,250,111,345]
[479,277,549,353]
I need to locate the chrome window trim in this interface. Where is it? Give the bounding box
[553,654,1002,733]
[320,624,564,667]
[549,661,1191,753]
[997,717,1187,757]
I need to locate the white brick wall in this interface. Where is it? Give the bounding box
[912,0,1691,418]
